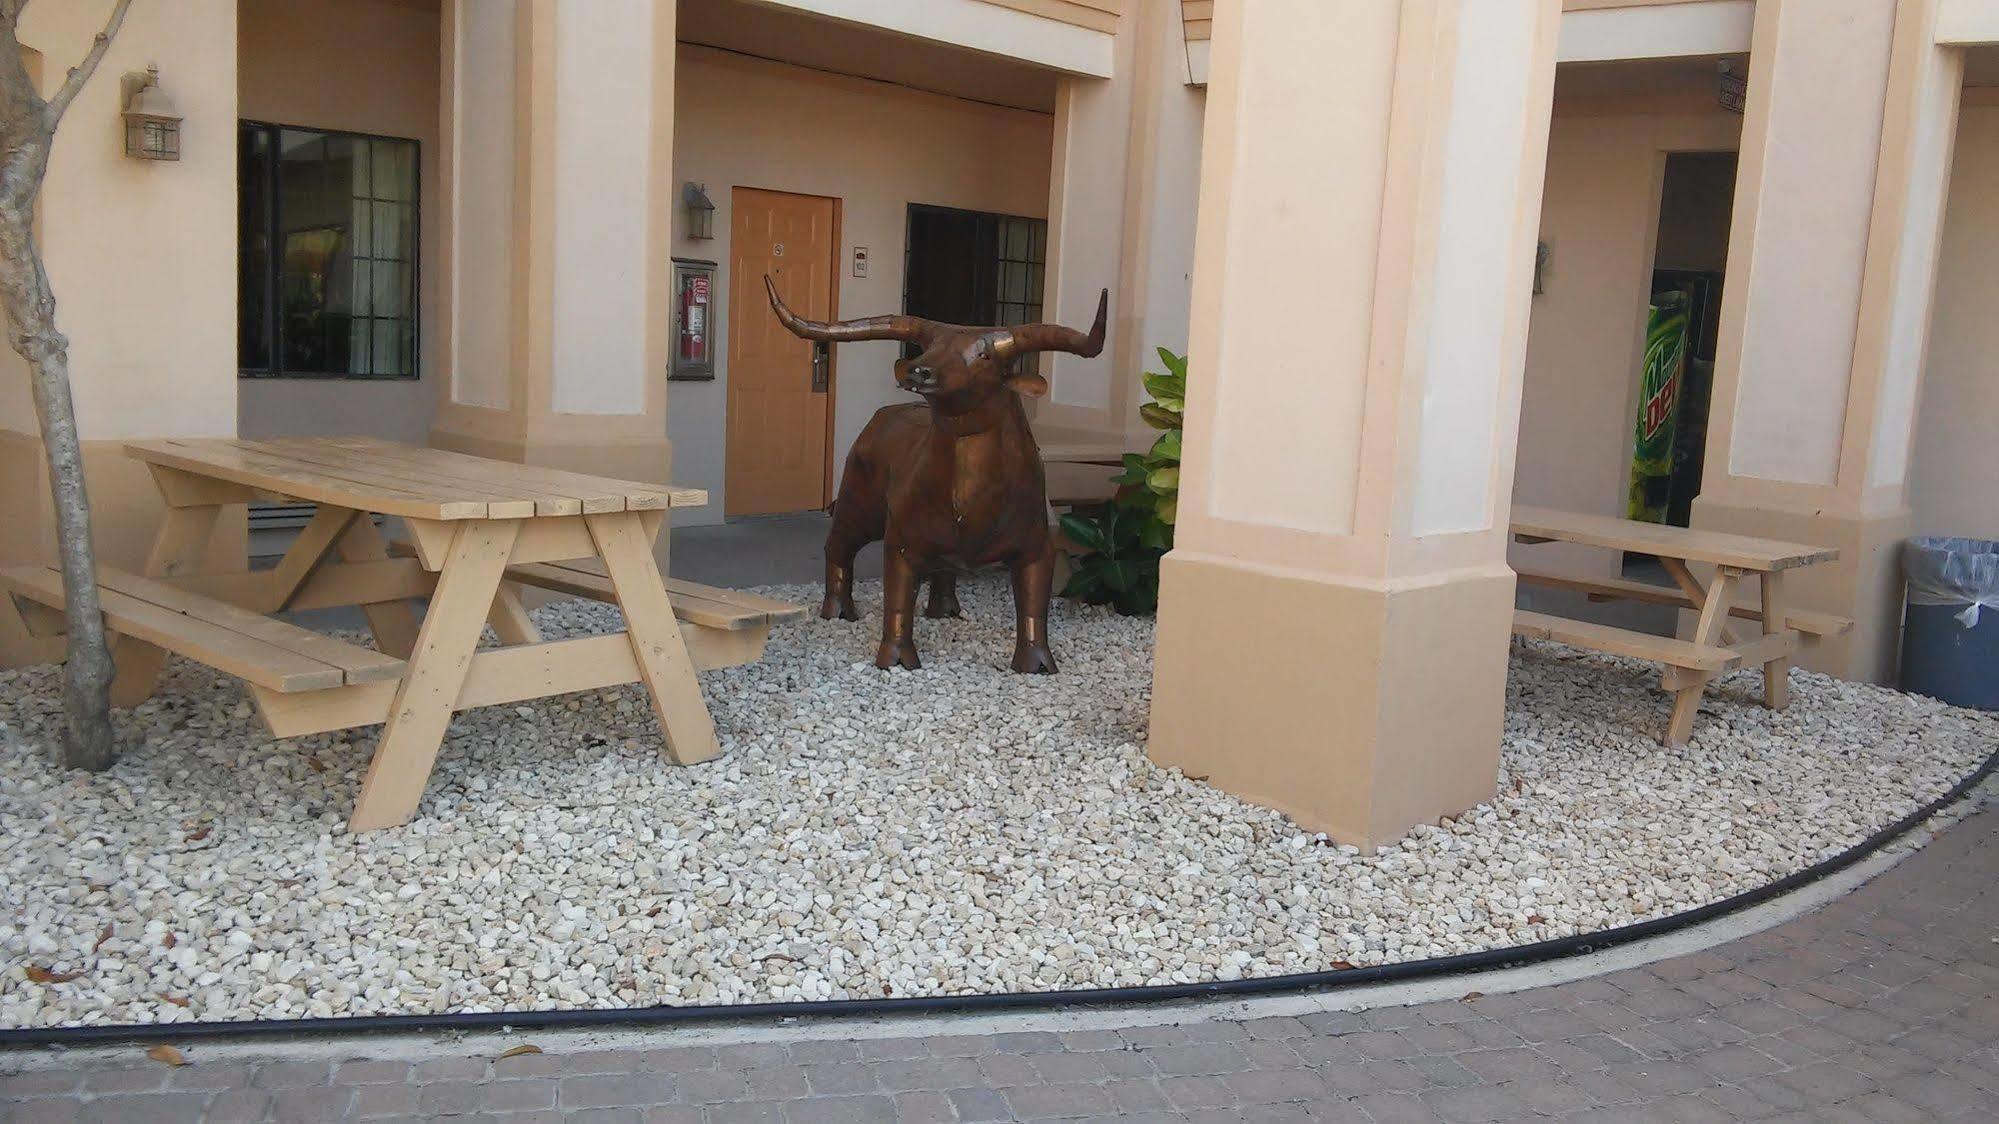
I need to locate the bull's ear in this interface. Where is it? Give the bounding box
[1005,370,1049,398]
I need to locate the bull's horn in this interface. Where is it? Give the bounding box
[764,275,931,344]
[990,289,1108,360]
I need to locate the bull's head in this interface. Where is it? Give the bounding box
[765,275,1107,410]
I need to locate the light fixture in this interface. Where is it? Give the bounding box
[682,182,716,240]
[1716,61,1747,115]
[121,65,181,161]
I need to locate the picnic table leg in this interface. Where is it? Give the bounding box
[110,504,221,707]
[1660,557,1744,646]
[335,516,423,659]
[1665,569,1737,747]
[586,511,720,766]
[486,581,543,646]
[349,519,519,831]
[1761,570,1791,709]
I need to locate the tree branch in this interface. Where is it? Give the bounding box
[42,0,132,129]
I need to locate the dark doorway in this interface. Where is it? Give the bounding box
[1649,151,1738,530]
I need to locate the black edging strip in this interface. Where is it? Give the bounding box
[4,748,1992,1049]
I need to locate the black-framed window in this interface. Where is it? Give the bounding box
[902,204,1047,330]
[239,121,419,379]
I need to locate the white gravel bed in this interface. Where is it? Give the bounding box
[0,574,1991,1029]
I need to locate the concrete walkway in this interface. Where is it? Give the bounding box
[2,795,1991,1122]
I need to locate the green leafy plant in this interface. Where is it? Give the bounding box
[1060,348,1185,615]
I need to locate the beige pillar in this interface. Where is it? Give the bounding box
[1038,1,1209,448]
[1034,7,1138,441]
[429,0,677,495]
[1149,0,1560,847]
[1691,0,1964,683]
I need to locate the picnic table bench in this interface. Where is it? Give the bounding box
[2,436,804,831]
[1509,505,1852,746]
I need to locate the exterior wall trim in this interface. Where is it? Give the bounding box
[1557,0,1754,63]
[745,0,1116,78]
[1936,0,1999,45]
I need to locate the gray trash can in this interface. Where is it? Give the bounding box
[1900,537,1999,710]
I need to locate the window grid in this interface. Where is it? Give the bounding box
[900,204,1049,329]
[239,120,420,380]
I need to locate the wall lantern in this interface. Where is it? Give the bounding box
[682,182,716,240]
[121,66,181,161]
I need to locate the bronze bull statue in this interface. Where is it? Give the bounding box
[764,276,1108,673]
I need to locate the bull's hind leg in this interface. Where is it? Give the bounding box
[1008,547,1058,674]
[876,546,922,670]
[923,572,962,619]
[821,508,866,622]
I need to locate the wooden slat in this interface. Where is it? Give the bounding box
[91,567,405,686]
[127,439,487,520]
[1513,570,1853,635]
[1510,506,1838,571]
[253,624,771,738]
[1512,609,1738,672]
[668,578,809,623]
[131,438,708,516]
[237,440,540,520]
[506,559,807,631]
[1184,18,1212,41]
[315,435,706,511]
[309,438,598,515]
[1,566,347,692]
[168,559,433,614]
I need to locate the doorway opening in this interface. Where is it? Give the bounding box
[1624,150,1738,573]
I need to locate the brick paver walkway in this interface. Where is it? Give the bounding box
[3,802,1994,1122]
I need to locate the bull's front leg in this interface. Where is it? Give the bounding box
[1008,546,1058,674]
[876,544,923,670]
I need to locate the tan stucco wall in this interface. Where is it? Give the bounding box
[5,0,237,442]
[2,1,248,666]
[1512,108,1741,579]
[1910,97,1999,541]
[235,0,443,445]
[666,44,1054,524]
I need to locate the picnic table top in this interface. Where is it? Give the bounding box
[127,437,708,522]
[1509,505,1839,572]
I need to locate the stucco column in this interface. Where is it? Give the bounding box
[1690,0,1963,683]
[429,0,677,496]
[1038,1,1206,448]
[1149,0,1560,847]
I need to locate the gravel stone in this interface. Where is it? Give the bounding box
[0,575,1989,1028]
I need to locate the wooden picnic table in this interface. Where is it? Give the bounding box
[1,437,803,831]
[1509,505,1851,746]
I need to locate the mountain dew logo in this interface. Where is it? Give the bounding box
[1628,294,1691,523]
[1640,362,1680,443]
[1633,298,1690,461]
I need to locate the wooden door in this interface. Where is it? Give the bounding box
[727,187,838,515]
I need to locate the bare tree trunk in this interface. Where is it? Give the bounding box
[0,0,135,771]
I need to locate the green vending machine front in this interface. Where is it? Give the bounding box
[1627,292,1692,524]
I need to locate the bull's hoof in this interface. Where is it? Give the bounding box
[875,640,921,670]
[820,595,860,622]
[923,592,962,619]
[1011,643,1058,675]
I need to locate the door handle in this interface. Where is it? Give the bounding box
[811,340,829,393]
